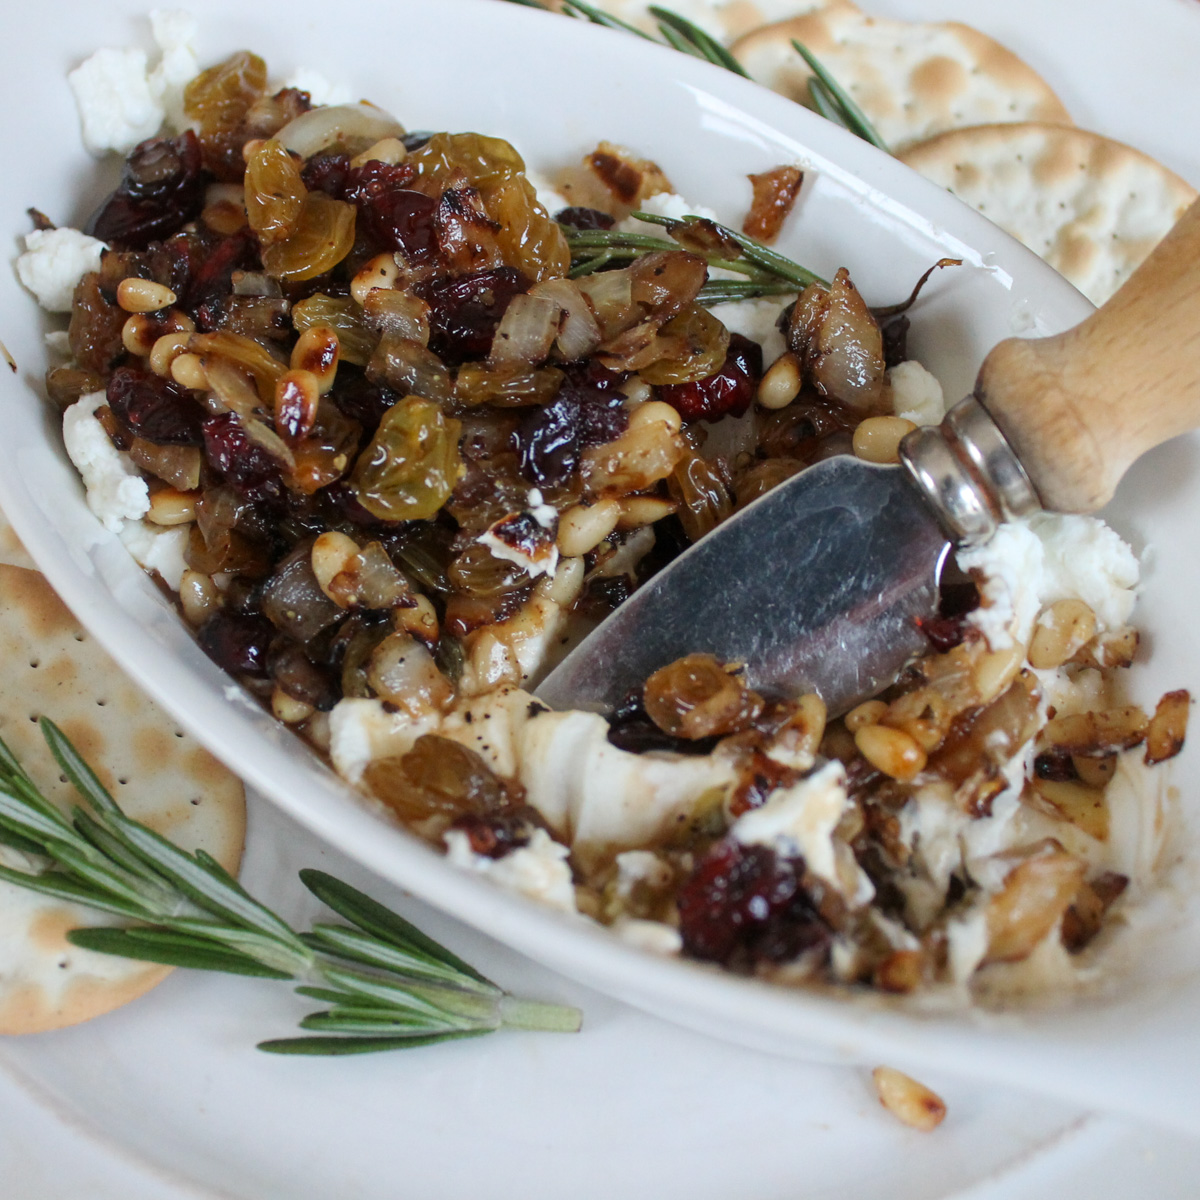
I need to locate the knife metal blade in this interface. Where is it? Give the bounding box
[535,454,952,716]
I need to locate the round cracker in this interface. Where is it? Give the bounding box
[733,1,1072,153]
[899,123,1198,305]
[0,504,34,572]
[0,563,246,1034]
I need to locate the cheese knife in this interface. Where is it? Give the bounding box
[537,198,1200,715]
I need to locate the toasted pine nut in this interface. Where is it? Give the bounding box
[1073,754,1117,788]
[845,699,888,732]
[274,369,321,444]
[147,488,197,526]
[272,687,316,724]
[972,643,1025,704]
[149,331,193,377]
[852,416,917,465]
[1028,599,1097,670]
[179,569,221,627]
[202,197,247,236]
[311,531,362,604]
[122,314,158,358]
[883,688,946,753]
[628,399,682,434]
[855,724,926,780]
[791,692,828,755]
[117,277,177,313]
[557,499,621,557]
[290,325,340,393]
[1145,689,1191,765]
[350,137,408,168]
[351,253,400,306]
[874,949,923,994]
[538,555,585,607]
[170,352,208,391]
[1074,626,1139,670]
[872,1067,946,1131]
[620,376,653,407]
[393,594,440,647]
[617,495,677,530]
[757,351,802,410]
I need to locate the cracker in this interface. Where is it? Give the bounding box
[0,564,246,1034]
[0,506,34,572]
[732,0,1071,153]
[899,123,1198,305]
[541,0,831,41]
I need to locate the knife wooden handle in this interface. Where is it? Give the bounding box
[974,196,1200,512]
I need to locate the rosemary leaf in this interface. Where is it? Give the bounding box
[257,1030,490,1057]
[649,7,750,77]
[299,1011,463,1035]
[790,40,888,152]
[562,229,677,252]
[293,984,388,1008]
[320,965,492,1026]
[165,918,314,977]
[0,825,49,858]
[300,869,493,986]
[698,280,801,304]
[0,864,151,921]
[45,838,166,911]
[41,718,122,815]
[72,808,177,896]
[807,77,844,127]
[303,924,498,995]
[67,927,293,979]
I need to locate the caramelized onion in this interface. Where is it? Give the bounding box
[277,102,406,159]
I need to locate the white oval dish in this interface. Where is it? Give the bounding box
[2,0,1198,1131]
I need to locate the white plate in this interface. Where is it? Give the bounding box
[2,0,1200,1187]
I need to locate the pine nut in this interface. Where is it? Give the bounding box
[179,569,221,627]
[872,1067,946,1131]
[290,325,340,393]
[1075,625,1139,670]
[855,723,926,780]
[1028,599,1097,669]
[556,499,621,557]
[117,277,177,313]
[972,643,1025,704]
[272,687,315,724]
[538,556,585,607]
[170,352,208,391]
[620,376,653,406]
[121,314,158,357]
[757,351,802,410]
[149,331,193,377]
[311,531,362,604]
[852,415,917,465]
[350,137,408,168]
[351,253,400,306]
[628,399,682,434]
[1145,689,1191,765]
[146,487,197,526]
[883,688,946,753]
[1073,754,1117,788]
[617,495,677,530]
[202,197,248,236]
[274,369,321,444]
[845,699,888,732]
[392,594,440,647]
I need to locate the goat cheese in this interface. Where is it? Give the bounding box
[16,228,107,313]
[69,47,163,155]
[444,828,578,914]
[62,393,150,532]
[889,359,946,426]
[119,521,189,591]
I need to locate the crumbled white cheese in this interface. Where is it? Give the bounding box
[958,513,1139,651]
[62,393,150,532]
[444,828,577,914]
[477,524,558,581]
[148,9,198,131]
[284,68,353,108]
[44,330,73,357]
[611,917,682,955]
[69,47,163,155]
[709,296,789,365]
[327,697,439,785]
[615,849,673,898]
[889,360,946,426]
[731,761,863,897]
[17,228,107,313]
[945,906,990,983]
[119,521,189,590]
[526,489,557,530]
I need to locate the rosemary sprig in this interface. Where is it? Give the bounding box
[791,40,889,152]
[0,719,581,1055]
[561,0,655,39]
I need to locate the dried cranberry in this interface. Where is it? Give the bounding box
[344,161,437,263]
[676,839,829,967]
[301,152,352,197]
[416,267,528,364]
[448,809,539,859]
[916,614,970,653]
[197,611,274,676]
[183,228,261,330]
[330,371,400,433]
[606,687,719,756]
[554,206,615,231]
[86,131,209,250]
[658,333,762,423]
[516,365,628,487]
[107,366,205,446]
[202,412,284,499]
